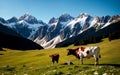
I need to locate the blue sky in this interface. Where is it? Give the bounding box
[0,0,120,23]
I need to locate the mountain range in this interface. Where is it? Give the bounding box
[0,13,120,49]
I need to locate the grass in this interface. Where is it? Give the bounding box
[0,38,120,75]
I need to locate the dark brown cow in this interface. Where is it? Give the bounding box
[49,53,59,64]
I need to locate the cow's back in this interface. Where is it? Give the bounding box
[94,46,100,52]
[84,46,99,56]
[91,46,100,56]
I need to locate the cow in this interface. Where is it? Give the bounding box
[49,53,60,64]
[67,46,101,65]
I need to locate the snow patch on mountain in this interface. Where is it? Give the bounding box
[40,35,62,49]
[101,22,111,29]
[51,20,58,26]
[66,14,88,29]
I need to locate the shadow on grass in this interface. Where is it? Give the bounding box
[0,49,6,51]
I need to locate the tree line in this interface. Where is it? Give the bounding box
[74,30,120,46]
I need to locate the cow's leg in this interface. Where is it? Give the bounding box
[80,57,83,64]
[94,55,99,65]
[56,60,58,63]
[95,57,99,65]
[52,58,55,64]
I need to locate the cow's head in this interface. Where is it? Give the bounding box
[67,48,78,56]
[67,49,74,56]
[67,48,80,59]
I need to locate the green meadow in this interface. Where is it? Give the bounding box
[0,38,120,75]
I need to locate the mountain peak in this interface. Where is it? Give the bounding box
[81,13,89,15]
[61,13,71,17]
[24,13,30,17]
[60,13,73,18]
[19,13,34,20]
[7,17,18,23]
[58,13,74,22]
[77,13,89,18]
[19,14,39,24]
[0,17,8,24]
[48,17,56,24]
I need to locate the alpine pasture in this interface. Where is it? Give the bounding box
[0,38,120,75]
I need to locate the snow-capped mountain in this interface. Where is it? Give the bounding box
[33,13,75,48]
[0,13,120,49]
[33,13,120,48]
[0,13,48,38]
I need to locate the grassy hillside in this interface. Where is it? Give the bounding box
[0,38,120,75]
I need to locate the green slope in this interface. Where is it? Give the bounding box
[0,38,120,75]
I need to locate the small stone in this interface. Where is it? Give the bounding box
[53,70,56,72]
[94,71,99,75]
[103,73,107,75]
[1,73,4,75]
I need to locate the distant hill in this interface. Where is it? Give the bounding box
[0,23,43,50]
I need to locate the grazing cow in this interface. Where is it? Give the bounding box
[49,53,59,64]
[67,46,101,65]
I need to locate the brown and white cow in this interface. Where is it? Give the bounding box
[67,46,101,65]
[49,53,60,64]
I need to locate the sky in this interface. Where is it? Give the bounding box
[0,0,120,23]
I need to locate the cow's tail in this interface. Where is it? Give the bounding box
[98,46,101,58]
[99,55,101,58]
